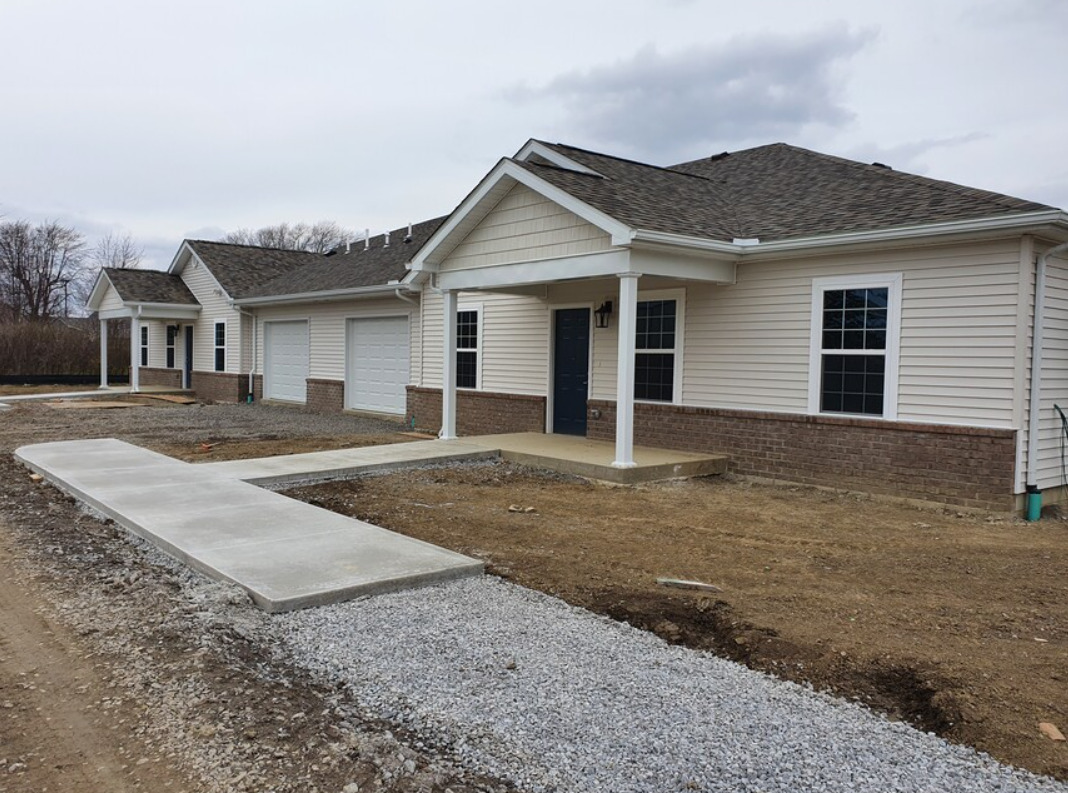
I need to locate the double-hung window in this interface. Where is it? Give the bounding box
[456,309,479,389]
[139,326,149,367]
[214,322,226,372]
[166,325,177,369]
[635,298,678,402]
[809,274,901,419]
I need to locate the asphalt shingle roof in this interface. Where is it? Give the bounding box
[184,241,323,300]
[103,267,198,305]
[532,141,1054,243]
[246,217,446,299]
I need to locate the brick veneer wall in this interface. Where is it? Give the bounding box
[307,378,344,413]
[190,371,249,404]
[407,387,546,435]
[138,367,182,388]
[588,400,1017,512]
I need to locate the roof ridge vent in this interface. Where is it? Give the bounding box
[871,162,892,170]
[708,151,730,162]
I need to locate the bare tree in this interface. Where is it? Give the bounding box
[221,220,355,253]
[0,220,87,321]
[92,232,143,269]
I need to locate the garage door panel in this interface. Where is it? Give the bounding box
[347,317,408,414]
[265,321,308,403]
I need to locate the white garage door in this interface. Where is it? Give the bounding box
[264,320,309,403]
[346,316,409,414]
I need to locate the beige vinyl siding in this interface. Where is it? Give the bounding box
[97,281,125,312]
[253,297,417,382]
[144,320,167,367]
[669,239,1022,423]
[180,256,242,372]
[419,290,548,394]
[442,183,611,271]
[1033,250,1068,490]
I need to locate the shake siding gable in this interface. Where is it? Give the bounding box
[97,282,125,312]
[179,257,241,373]
[442,183,612,271]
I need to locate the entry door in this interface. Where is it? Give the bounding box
[553,308,590,435]
[183,326,193,389]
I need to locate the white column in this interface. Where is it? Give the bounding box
[98,319,108,389]
[440,290,458,440]
[129,316,141,394]
[613,272,640,468]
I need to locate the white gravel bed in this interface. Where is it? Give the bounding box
[275,576,1067,793]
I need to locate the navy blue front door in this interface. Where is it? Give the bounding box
[553,308,590,435]
[184,325,194,389]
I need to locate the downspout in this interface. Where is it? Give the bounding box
[234,305,257,402]
[394,288,418,307]
[1025,240,1068,519]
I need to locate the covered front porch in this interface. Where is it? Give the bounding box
[94,307,199,392]
[419,250,735,469]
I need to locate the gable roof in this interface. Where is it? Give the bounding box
[101,267,198,305]
[531,141,1055,244]
[182,240,324,300]
[242,217,446,300]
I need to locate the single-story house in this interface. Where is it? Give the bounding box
[87,139,1068,513]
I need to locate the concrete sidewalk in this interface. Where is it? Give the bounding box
[16,438,483,612]
[0,385,190,404]
[203,438,499,487]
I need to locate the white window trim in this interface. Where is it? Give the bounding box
[140,325,149,368]
[213,320,227,373]
[807,273,902,420]
[456,302,482,390]
[635,287,685,406]
[166,325,177,369]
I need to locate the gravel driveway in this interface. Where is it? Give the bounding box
[274,576,1067,793]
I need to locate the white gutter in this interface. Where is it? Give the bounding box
[632,210,1068,259]
[234,283,414,307]
[1026,240,1068,488]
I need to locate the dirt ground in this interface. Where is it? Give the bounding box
[0,402,508,793]
[1,398,1066,787]
[287,463,1068,781]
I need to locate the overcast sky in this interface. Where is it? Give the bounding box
[1,0,1065,269]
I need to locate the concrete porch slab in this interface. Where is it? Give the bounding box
[15,438,483,612]
[473,432,728,485]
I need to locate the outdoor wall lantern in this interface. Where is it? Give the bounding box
[594,300,613,329]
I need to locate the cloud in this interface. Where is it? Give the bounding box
[508,24,876,162]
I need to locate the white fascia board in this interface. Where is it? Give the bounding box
[97,308,132,320]
[740,210,1068,257]
[435,249,632,291]
[234,283,413,307]
[135,304,201,320]
[166,241,196,275]
[630,230,740,256]
[85,269,113,311]
[411,159,634,270]
[628,248,736,284]
[513,140,602,176]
